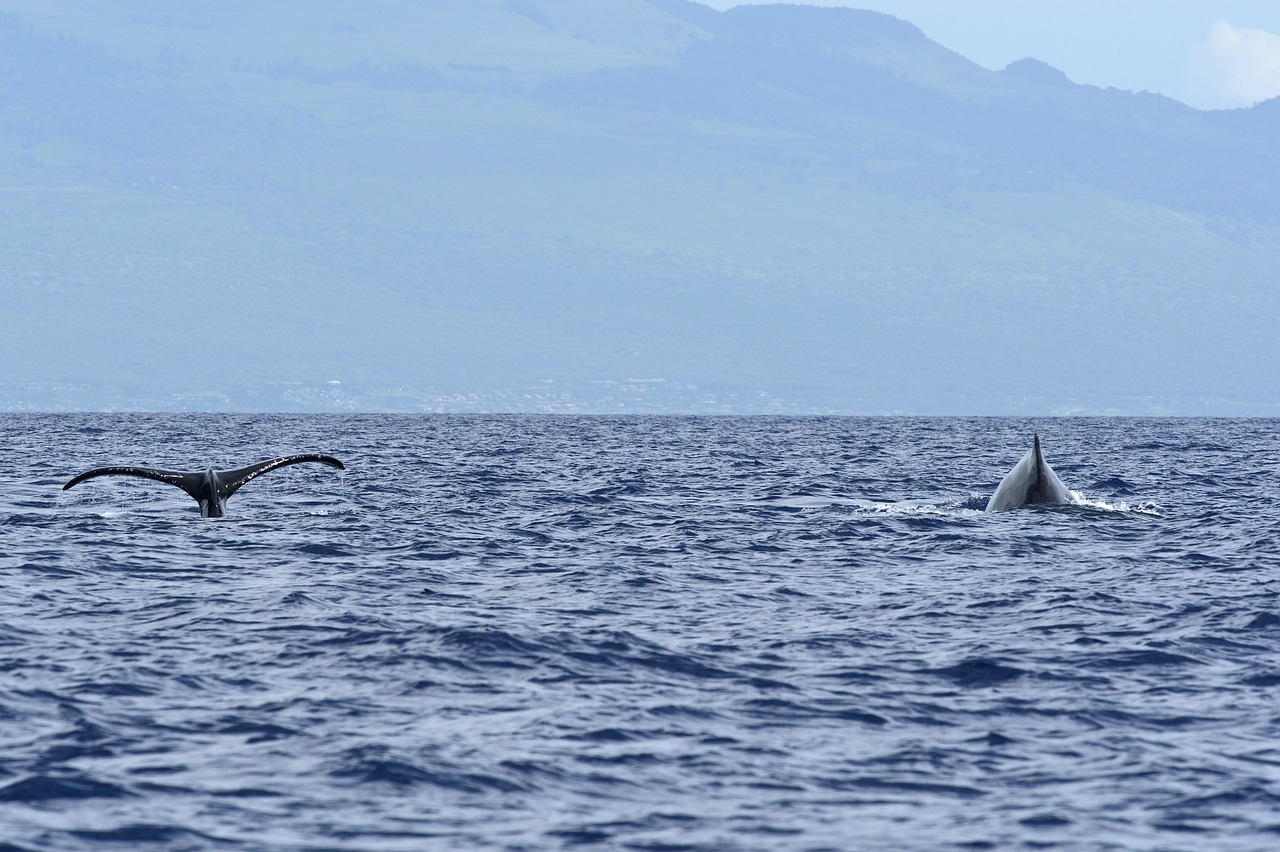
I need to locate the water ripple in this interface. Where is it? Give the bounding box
[1,414,1279,849]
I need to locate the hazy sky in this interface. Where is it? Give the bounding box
[709,1,1280,109]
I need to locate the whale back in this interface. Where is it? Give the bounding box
[985,434,1072,512]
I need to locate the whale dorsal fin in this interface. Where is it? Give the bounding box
[216,454,346,500]
[985,432,1072,512]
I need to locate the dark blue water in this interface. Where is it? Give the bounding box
[3,414,1279,850]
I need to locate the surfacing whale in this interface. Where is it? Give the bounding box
[985,434,1072,512]
[63,454,345,517]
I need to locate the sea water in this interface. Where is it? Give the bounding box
[1,414,1278,850]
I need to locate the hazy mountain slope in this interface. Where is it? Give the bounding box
[1,1,1277,412]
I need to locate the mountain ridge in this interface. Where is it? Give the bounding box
[1,0,1276,413]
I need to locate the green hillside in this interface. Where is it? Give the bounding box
[1,1,1277,412]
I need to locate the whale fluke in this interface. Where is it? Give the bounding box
[985,434,1072,512]
[63,454,345,517]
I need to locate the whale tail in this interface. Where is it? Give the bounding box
[214,454,346,501]
[63,454,345,516]
[63,465,202,497]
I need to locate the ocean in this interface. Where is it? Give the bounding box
[2,414,1278,851]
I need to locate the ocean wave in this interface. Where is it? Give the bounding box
[2,414,1278,849]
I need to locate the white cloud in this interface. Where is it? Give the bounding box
[1188,20,1280,107]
